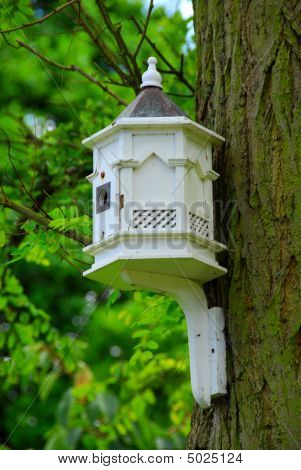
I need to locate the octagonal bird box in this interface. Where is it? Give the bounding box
[82,57,227,407]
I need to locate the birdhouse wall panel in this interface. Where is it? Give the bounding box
[119,130,132,160]
[92,147,98,243]
[184,170,211,239]
[204,179,214,239]
[119,167,133,231]
[129,155,176,232]
[185,169,205,215]
[96,138,120,167]
[92,146,119,243]
[92,146,97,174]
[112,165,121,235]
[174,130,185,157]
[203,146,214,238]
[132,154,174,204]
[185,135,208,165]
[132,132,175,164]
[173,166,186,231]
[204,144,212,174]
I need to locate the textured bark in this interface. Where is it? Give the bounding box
[188,0,301,450]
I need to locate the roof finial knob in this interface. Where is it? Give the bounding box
[140,57,163,89]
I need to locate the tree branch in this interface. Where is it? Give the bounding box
[0,194,91,246]
[1,128,52,219]
[134,0,154,58]
[16,40,128,106]
[0,0,80,34]
[70,2,130,84]
[95,0,141,89]
[131,16,195,93]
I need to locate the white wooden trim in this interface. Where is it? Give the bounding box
[82,117,225,148]
[83,230,227,254]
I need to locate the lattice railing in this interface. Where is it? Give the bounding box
[189,212,209,238]
[132,209,176,229]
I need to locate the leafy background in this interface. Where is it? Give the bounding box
[0,0,196,449]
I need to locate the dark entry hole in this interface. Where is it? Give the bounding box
[99,189,108,206]
[96,182,111,213]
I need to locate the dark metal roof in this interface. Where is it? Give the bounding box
[116,86,188,119]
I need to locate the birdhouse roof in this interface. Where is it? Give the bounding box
[82,57,225,148]
[115,86,187,119]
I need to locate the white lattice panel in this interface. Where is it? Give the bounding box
[133,209,176,229]
[189,212,209,238]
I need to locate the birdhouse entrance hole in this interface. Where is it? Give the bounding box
[96,182,110,213]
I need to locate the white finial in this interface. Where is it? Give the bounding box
[140,57,163,89]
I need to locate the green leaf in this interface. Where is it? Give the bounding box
[40,371,60,401]
[132,329,149,338]
[0,230,6,247]
[15,324,33,344]
[144,341,159,350]
[19,313,30,323]
[166,301,180,315]
[45,426,70,450]
[140,351,153,362]
[57,390,73,427]
[66,428,82,449]
[22,220,36,233]
[105,289,120,313]
[7,332,16,349]
[94,392,119,419]
[5,275,23,295]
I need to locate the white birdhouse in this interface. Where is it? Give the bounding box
[82,57,227,407]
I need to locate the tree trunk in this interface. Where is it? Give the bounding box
[188,0,301,449]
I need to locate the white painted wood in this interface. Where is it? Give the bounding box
[119,130,132,160]
[119,167,132,231]
[132,132,175,164]
[91,147,98,244]
[206,169,220,181]
[94,149,116,241]
[175,129,185,158]
[82,117,225,149]
[173,165,186,231]
[140,57,163,89]
[83,230,226,256]
[132,154,173,204]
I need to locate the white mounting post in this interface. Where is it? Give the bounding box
[121,269,227,408]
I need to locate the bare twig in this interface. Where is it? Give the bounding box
[95,0,141,89]
[93,62,132,89]
[131,16,195,93]
[1,128,50,217]
[0,0,79,34]
[55,247,83,271]
[56,243,91,270]
[134,0,154,58]
[180,53,184,74]
[16,40,128,106]
[70,2,130,84]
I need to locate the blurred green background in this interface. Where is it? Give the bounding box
[0,0,196,449]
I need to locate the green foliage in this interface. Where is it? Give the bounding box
[0,0,196,450]
[41,292,193,450]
